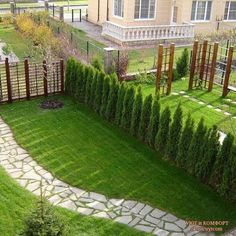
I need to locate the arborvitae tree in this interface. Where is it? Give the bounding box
[74,63,82,100]
[210,133,234,188]
[115,83,126,126]
[89,72,98,108]
[130,86,143,137]
[100,76,111,117]
[218,146,235,199]
[155,106,171,152]
[85,67,95,105]
[176,48,189,79]
[166,104,183,161]
[146,96,160,147]
[195,125,220,182]
[65,58,76,94]
[94,71,105,113]
[176,114,194,168]
[138,94,153,142]
[105,78,119,121]
[120,86,136,130]
[187,118,207,175]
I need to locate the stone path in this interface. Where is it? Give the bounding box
[172,90,236,120]
[1,117,233,236]
[0,42,19,64]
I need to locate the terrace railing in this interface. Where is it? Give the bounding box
[102,21,195,43]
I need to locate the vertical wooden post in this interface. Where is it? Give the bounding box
[43,60,48,97]
[156,44,163,94]
[24,59,30,100]
[87,41,89,62]
[208,42,219,92]
[5,58,12,103]
[80,9,82,22]
[199,40,208,83]
[53,4,55,17]
[222,46,234,97]
[60,59,64,93]
[166,43,175,95]
[72,9,74,22]
[189,40,198,90]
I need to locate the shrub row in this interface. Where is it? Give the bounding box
[65,58,236,201]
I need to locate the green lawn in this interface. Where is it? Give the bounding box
[139,79,236,139]
[0,24,31,60]
[0,166,147,236]
[0,95,236,232]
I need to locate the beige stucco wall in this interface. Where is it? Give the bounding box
[88,0,236,33]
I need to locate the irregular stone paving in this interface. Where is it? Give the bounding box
[0,117,220,236]
[172,91,236,120]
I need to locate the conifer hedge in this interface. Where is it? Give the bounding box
[65,57,236,202]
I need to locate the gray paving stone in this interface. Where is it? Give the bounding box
[48,194,63,205]
[151,209,167,219]
[153,228,169,236]
[122,200,137,209]
[70,187,85,197]
[86,201,108,211]
[130,202,145,214]
[58,200,77,211]
[89,192,107,203]
[164,222,182,232]
[162,213,178,222]
[26,182,40,192]
[134,224,154,233]
[146,214,161,225]
[115,215,133,224]
[139,205,153,216]
[109,198,124,206]
[175,219,187,229]
[93,211,109,219]
[129,217,141,227]
[77,207,94,215]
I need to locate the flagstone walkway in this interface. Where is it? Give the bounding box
[0,117,220,236]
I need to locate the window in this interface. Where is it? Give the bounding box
[114,0,124,17]
[191,1,212,21]
[224,1,236,20]
[134,0,156,19]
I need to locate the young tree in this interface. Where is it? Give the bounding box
[65,58,74,94]
[85,67,95,105]
[176,114,194,168]
[120,86,136,130]
[130,86,143,137]
[146,96,160,147]
[115,83,126,126]
[89,72,98,108]
[210,133,234,188]
[22,188,67,236]
[195,125,220,182]
[187,118,207,175]
[94,71,105,113]
[138,94,153,142]
[100,76,111,117]
[105,78,119,121]
[176,48,189,79]
[166,104,183,161]
[155,106,171,152]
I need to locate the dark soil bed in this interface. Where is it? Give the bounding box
[40,99,64,109]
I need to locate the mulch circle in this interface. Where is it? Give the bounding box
[40,99,64,110]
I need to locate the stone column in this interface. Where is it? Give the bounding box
[104,47,116,74]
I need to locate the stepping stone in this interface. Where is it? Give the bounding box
[130,203,145,214]
[207,105,213,108]
[109,198,124,206]
[150,209,166,219]
[198,101,205,105]
[93,211,109,219]
[224,112,231,116]
[215,108,222,112]
[145,214,160,225]
[26,182,40,192]
[70,187,85,197]
[79,197,94,203]
[183,95,190,98]
[115,215,132,224]
[171,233,185,236]
[134,224,154,233]
[129,217,141,227]
[58,199,77,211]
[89,192,107,203]
[153,228,169,236]
[48,194,63,205]
[175,219,187,229]
[122,200,137,210]
[172,92,179,96]
[164,222,182,232]
[77,207,94,215]
[86,201,107,211]
[233,117,236,119]
[139,205,153,216]
[179,91,186,94]
[162,213,178,222]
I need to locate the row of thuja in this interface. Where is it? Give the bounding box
[65,57,236,202]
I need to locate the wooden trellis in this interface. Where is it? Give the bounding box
[189,40,235,97]
[155,43,175,96]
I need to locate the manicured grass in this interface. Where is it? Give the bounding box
[140,79,236,138]
[1,95,236,232]
[0,166,147,236]
[0,24,31,60]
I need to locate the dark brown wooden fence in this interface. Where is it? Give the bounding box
[0,58,64,103]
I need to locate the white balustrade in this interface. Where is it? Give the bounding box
[102,21,195,43]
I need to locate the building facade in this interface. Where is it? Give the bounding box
[88,0,236,44]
